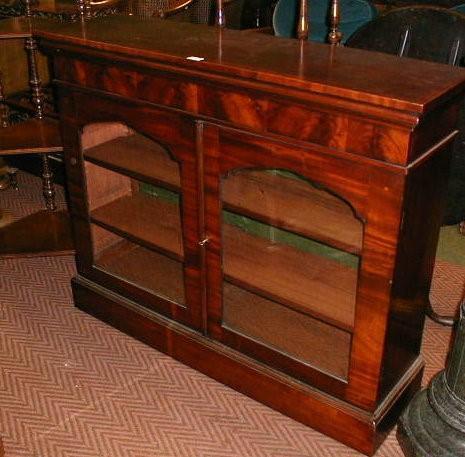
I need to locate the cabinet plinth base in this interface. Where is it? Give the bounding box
[72,275,423,456]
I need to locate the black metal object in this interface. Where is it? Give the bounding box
[398,300,465,456]
[346,6,465,326]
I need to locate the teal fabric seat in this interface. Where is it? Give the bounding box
[272,0,377,43]
[451,3,465,13]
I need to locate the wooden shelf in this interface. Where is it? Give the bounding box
[83,136,362,254]
[223,171,363,255]
[96,238,185,304]
[91,187,356,331]
[223,282,351,379]
[223,224,357,332]
[0,17,32,38]
[90,192,183,261]
[84,134,181,192]
[0,118,63,155]
[0,209,74,257]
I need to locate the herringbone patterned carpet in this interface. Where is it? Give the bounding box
[0,172,464,457]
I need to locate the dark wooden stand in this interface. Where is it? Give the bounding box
[35,16,465,455]
[0,17,73,257]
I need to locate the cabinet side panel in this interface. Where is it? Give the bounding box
[347,167,405,409]
[380,143,452,398]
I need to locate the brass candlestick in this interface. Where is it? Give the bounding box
[296,0,308,41]
[216,0,225,27]
[328,0,342,45]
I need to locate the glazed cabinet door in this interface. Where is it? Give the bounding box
[203,124,405,408]
[61,91,203,330]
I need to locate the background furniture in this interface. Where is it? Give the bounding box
[0,15,72,256]
[273,0,377,43]
[346,6,465,234]
[36,15,465,455]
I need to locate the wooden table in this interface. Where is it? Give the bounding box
[31,15,465,454]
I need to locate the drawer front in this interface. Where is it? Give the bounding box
[54,55,415,165]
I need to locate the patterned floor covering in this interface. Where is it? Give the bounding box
[0,172,464,457]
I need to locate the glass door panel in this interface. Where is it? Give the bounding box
[220,169,362,380]
[91,224,185,304]
[82,123,185,307]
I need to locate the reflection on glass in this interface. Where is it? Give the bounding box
[82,126,185,306]
[92,224,185,304]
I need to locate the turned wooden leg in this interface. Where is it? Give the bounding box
[24,35,45,120]
[0,71,9,128]
[459,221,465,235]
[7,168,18,190]
[23,1,57,211]
[41,154,56,211]
[0,73,10,190]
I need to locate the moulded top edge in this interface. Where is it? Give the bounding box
[30,15,465,115]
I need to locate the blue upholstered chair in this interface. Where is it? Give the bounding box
[272,0,377,43]
[451,3,465,14]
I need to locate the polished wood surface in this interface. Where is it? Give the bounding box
[34,16,465,113]
[38,15,465,456]
[84,134,181,191]
[0,210,74,257]
[0,17,33,39]
[0,118,63,155]
[85,133,363,253]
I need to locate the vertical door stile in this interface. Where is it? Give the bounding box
[196,120,208,335]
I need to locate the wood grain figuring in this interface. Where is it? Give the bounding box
[90,192,184,260]
[34,16,465,113]
[53,61,416,165]
[223,282,351,379]
[96,238,185,304]
[41,15,465,455]
[223,224,357,332]
[84,133,181,191]
[222,170,363,254]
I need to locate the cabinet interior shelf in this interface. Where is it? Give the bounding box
[223,224,356,332]
[84,134,181,192]
[223,282,351,379]
[96,238,185,305]
[90,192,184,262]
[222,171,363,255]
[90,190,356,332]
[84,134,363,255]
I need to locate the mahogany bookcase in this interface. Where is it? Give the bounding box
[33,15,465,454]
